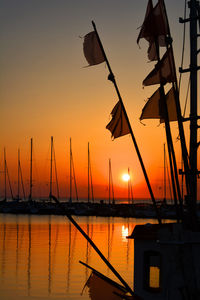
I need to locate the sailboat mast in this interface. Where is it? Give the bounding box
[189,0,198,209]
[69,138,72,203]
[18,149,20,200]
[179,0,200,221]
[88,142,90,203]
[29,138,33,202]
[49,136,53,202]
[109,159,111,204]
[4,148,6,201]
[109,159,115,204]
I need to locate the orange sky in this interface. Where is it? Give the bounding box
[0,0,199,201]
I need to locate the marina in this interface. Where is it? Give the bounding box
[0,0,200,299]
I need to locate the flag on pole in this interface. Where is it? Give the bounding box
[137,0,169,61]
[140,87,177,123]
[83,270,128,300]
[106,101,130,139]
[83,31,105,66]
[143,48,175,86]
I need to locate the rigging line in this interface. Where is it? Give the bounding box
[178,0,187,92]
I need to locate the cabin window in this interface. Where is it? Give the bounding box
[144,250,161,293]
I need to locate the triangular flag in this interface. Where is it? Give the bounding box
[83,31,105,66]
[140,88,161,121]
[143,48,175,86]
[140,87,177,123]
[106,101,130,139]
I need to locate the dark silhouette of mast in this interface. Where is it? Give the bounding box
[4,148,7,201]
[109,159,115,204]
[188,0,199,215]
[87,142,94,203]
[69,138,78,203]
[29,138,33,202]
[179,0,200,225]
[49,137,53,202]
[128,168,134,204]
[49,136,60,202]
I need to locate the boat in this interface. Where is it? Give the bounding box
[78,0,200,299]
[108,158,115,204]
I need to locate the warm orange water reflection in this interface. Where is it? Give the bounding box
[0,214,159,300]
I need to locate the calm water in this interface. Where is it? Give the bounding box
[0,214,159,300]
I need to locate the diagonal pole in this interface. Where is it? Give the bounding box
[92,20,161,224]
[51,195,134,296]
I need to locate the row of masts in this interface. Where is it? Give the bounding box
[1,137,134,203]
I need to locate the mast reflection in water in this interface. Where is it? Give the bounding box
[0,214,158,300]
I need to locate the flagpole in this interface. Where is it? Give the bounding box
[92,20,161,224]
[51,194,135,296]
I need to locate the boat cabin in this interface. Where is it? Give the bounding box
[128,223,200,300]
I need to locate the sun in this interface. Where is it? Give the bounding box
[122,173,130,182]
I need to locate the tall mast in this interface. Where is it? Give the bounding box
[108,159,114,204]
[69,138,78,203]
[88,142,90,203]
[53,140,60,201]
[109,159,111,204]
[18,148,20,200]
[69,138,72,203]
[128,167,134,204]
[49,136,53,202]
[4,148,7,201]
[179,0,200,223]
[87,142,94,203]
[189,0,199,210]
[29,138,33,202]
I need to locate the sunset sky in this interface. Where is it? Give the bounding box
[1,0,199,201]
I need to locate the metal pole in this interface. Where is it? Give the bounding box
[189,0,198,216]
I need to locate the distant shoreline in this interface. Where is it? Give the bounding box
[0,199,180,219]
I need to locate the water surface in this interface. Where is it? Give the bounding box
[0,214,159,300]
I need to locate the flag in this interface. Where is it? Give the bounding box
[137,0,169,61]
[106,101,130,139]
[143,48,176,86]
[140,87,177,123]
[83,31,105,66]
[84,270,128,300]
